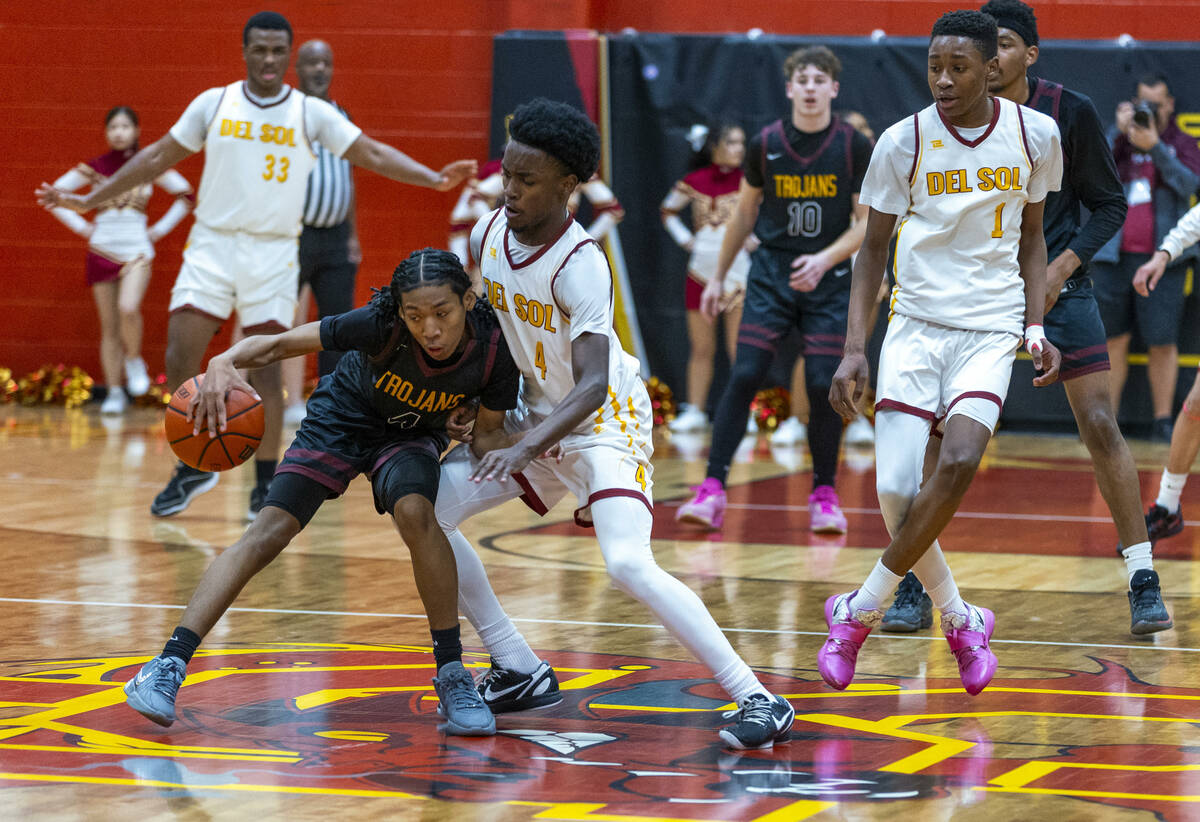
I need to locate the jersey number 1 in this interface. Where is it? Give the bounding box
[991,202,1005,238]
[534,341,547,380]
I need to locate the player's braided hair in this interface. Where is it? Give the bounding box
[508,98,601,183]
[931,9,999,61]
[980,0,1038,46]
[369,247,473,319]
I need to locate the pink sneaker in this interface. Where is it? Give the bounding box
[942,604,997,695]
[818,592,881,690]
[676,477,726,529]
[809,485,848,534]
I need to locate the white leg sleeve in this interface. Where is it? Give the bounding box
[589,496,765,702]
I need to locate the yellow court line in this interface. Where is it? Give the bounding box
[0,771,423,799]
[980,786,1200,803]
[513,799,835,822]
[0,743,300,763]
[991,760,1200,790]
[874,710,1200,729]
[796,713,975,775]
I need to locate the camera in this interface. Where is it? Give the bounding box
[1132,100,1159,129]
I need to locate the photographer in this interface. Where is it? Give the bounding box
[1093,73,1200,440]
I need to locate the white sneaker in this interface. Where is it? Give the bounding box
[844,415,875,445]
[668,405,707,433]
[100,387,127,415]
[123,357,151,397]
[283,403,307,426]
[770,416,807,446]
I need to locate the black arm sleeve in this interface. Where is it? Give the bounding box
[849,131,874,195]
[319,305,393,355]
[1064,95,1127,266]
[479,337,520,412]
[742,130,766,188]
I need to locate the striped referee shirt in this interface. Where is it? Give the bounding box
[303,101,354,228]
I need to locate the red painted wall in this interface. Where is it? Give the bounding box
[0,1,1187,377]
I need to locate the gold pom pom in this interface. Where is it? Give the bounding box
[645,376,677,427]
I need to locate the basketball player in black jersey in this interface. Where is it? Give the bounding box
[122,248,520,736]
[677,45,873,534]
[880,0,1171,637]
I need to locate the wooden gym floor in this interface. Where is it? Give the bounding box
[0,403,1197,821]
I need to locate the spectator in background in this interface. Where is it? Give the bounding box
[283,39,361,425]
[42,106,193,415]
[660,123,755,433]
[448,158,502,276]
[1093,73,1200,441]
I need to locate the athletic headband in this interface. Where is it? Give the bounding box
[991,14,1038,47]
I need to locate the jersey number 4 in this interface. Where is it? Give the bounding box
[263,154,291,183]
[534,341,547,380]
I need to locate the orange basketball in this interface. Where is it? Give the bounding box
[164,374,264,472]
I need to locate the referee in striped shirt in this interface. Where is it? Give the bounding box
[295,40,359,380]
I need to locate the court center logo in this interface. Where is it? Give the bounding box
[0,645,1193,820]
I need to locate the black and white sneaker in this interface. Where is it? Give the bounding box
[477,658,562,714]
[1129,569,1173,635]
[150,461,218,518]
[719,692,794,750]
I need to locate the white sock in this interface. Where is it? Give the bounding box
[911,544,966,618]
[1156,470,1188,511]
[1121,541,1154,587]
[477,616,541,674]
[855,560,903,612]
[715,659,769,705]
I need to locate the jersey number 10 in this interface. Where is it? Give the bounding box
[786,201,822,237]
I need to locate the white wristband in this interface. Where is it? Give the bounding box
[1024,323,1046,355]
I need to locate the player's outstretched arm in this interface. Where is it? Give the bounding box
[343,135,476,191]
[35,135,194,214]
[189,323,323,437]
[830,207,895,420]
[469,332,608,483]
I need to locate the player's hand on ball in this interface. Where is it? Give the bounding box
[829,352,870,421]
[189,359,259,437]
[435,160,479,191]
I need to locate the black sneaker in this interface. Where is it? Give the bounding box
[1128,569,1173,635]
[246,483,270,522]
[1151,417,1174,443]
[150,462,219,518]
[1146,503,1184,544]
[718,692,794,750]
[1117,504,1185,555]
[477,658,562,713]
[880,572,933,633]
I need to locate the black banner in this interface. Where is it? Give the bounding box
[495,31,1200,427]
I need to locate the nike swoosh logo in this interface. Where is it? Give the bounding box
[134,668,153,686]
[766,152,783,160]
[484,682,528,700]
[834,268,849,277]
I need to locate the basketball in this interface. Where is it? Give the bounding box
[164,374,264,472]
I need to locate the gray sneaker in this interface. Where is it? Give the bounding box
[433,661,496,736]
[150,462,218,518]
[124,655,187,727]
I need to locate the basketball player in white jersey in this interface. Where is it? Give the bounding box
[821,10,1063,696]
[37,11,475,520]
[434,98,794,750]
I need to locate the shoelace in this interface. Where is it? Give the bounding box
[1131,583,1162,611]
[893,579,924,610]
[442,670,484,709]
[724,694,773,727]
[151,661,184,697]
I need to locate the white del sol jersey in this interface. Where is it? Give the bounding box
[473,209,642,433]
[193,82,316,237]
[861,96,1062,335]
